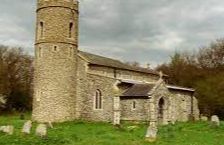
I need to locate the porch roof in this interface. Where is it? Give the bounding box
[121,84,155,97]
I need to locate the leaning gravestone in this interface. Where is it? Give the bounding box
[35,124,47,137]
[211,115,220,126]
[201,116,208,121]
[0,125,14,135]
[22,120,32,134]
[145,125,158,142]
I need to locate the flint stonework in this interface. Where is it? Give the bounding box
[32,0,200,124]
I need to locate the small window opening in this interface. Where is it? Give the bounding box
[54,46,58,51]
[95,89,102,109]
[69,22,73,38]
[40,22,44,38]
[132,101,136,110]
[39,47,42,57]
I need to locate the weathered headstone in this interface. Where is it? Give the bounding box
[35,124,47,137]
[0,125,14,135]
[145,125,158,142]
[201,116,208,121]
[22,120,32,134]
[211,115,220,126]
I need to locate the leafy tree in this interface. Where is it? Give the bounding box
[0,45,33,112]
[156,39,224,118]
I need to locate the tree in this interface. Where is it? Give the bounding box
[0,45,33,112]
[155,39,224,118]
[125,61,141,67]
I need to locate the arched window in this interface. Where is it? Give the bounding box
[40,22,44,38]
[69,22,73,38]
[158,97,165,122]
[94,89,102,109]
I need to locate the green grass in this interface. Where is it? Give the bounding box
[0,114,224,145]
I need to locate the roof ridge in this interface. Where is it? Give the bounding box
[78,50,160,76]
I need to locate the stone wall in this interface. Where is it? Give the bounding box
[120,98,150,121]
[88,65,159,83]
[33,43,77,122]
[76,57,88,119]
[32,0,79,123]
[193,96,200,120]
[80,73,117,122]
[171,92,192,122]
[147,82,197,125]
[77,61,199,123]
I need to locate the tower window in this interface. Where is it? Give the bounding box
[39,47,42,57]
[69,22,73,38]
[40,22,44,38]
[114,69,117,78]
[53,46,58,51]
[94,89,102,110]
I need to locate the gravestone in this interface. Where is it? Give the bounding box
[35,124,47,137]
[0,125,14,135]
[145,125,158,142]
[211,115,220,126]
[22,120,32,134]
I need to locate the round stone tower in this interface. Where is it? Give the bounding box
[32,0,79,122]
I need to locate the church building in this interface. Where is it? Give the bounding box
[32,0,199,125]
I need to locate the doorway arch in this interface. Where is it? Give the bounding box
[158,97,165,124]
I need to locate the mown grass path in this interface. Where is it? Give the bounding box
[0,114,224,145]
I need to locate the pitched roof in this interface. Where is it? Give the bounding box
[121,84,155,97]
[78,51,160,76]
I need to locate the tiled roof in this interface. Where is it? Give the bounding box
[121,84,155,97]
[78,51,160,76]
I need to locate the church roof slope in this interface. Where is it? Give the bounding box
[78,51,159,76]
[121,84,155,97]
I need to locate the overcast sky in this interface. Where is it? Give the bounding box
[1,0,224,67]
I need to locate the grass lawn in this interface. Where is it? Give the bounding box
[0,114,224,145]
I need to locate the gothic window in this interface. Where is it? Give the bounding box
[158,98,165,121]
[69,22,73,38]
[40,22,44,38]
[94,89,102,109]
[132,101,136,110]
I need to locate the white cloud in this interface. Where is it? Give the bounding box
[1,0,224,66]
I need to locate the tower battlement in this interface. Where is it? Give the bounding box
[37,0,79,11]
